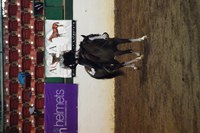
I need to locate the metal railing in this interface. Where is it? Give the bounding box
[0,54,4,133]
[0,0,5,132]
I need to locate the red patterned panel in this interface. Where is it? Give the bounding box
[22,89,31,103]
[35,97,44,110]
[9,35,19,47]
[35,66,44,79]
[35,20,44,33]
[36,50,44,65]
[9,49,19,63]
[21,12,31,25]
[36,128,44,133]
[8,4,18,17]
[10,96,19,110]
[22,43,31,56]
[22,104,31,118]
[21,0,30,9]
[22,120,32,133]
[35,114,44,126]
[9,20,18,32]
[35,35,44,48]
[22,58,32,71]
[9,81,19,95]
[7,127,19,133]
[9,65,19,78]
[10,111,19,126]
[35,81,44,95]
[22,28,31,41]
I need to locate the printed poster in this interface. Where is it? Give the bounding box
[45,20,76,78]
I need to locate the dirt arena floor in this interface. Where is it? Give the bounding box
[114,0,200,133]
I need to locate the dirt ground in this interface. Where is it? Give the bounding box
[114,0,200,133]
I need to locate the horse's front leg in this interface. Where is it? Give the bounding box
[112,35,147,45]
[129,35,148,43]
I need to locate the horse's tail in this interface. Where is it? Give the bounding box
[88,70,124,79]
[101,70,124,79]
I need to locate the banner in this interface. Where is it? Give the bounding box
[45,20,76,78]
[45,84,78,133]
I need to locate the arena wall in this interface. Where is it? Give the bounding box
[73,0,115,133]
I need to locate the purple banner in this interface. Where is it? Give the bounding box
[45,84,78,133]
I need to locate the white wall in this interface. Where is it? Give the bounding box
[73,0,115,133]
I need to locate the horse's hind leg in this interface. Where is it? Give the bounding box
[115,49,132,56]
[123,56,143,65]
[132,51,141,57]
[123,55,144,69]
[115,49,141,57]
[124,63,138,70]
[112,38,133,44]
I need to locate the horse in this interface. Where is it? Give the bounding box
[48,22,63,42]
[76,33,147,79]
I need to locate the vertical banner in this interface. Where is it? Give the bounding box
[45,20,76,78]
[45,84,78,133]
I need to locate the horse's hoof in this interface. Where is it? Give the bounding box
[135,52,141,57]
[134,66,142,70]
[128,64,138,70]
[134,67,138,70]
[140,55,144,59]
[131,51,141,57]
[142,35,148,40]
[136,55,144,60]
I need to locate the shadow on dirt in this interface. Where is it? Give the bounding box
[140,40,150,86]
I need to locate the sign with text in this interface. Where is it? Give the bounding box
[45,84,78,133]
[45,20,76,77]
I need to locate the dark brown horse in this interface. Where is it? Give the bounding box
[62,33,147,79]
